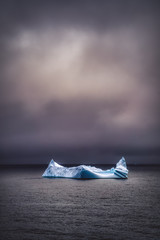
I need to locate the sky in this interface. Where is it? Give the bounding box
[0,0,160,164]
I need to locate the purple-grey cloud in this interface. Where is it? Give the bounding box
[0,0,160,163]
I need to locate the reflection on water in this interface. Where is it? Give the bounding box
[0,165,160,240]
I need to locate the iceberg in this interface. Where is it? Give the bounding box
[42,157,128,179]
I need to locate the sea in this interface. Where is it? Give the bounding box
[0,165,160,240]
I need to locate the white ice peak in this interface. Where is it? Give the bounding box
[42,157,128,179]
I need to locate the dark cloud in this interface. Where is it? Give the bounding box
[0,0,160,164]
[0,98,129,145]
[0,0,160,37]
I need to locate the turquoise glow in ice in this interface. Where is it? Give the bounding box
[42,157,128,179]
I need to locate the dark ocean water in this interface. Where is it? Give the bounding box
[0,165,160,240]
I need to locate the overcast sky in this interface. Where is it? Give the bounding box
[0,0,160,164]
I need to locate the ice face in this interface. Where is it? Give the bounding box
[114,157,128,178]
[42,157,128,179]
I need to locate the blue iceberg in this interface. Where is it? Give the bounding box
[42,157,128,179]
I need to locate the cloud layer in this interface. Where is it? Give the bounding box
[0,0,160,163]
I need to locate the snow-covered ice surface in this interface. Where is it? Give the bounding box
[42,157,128,179]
